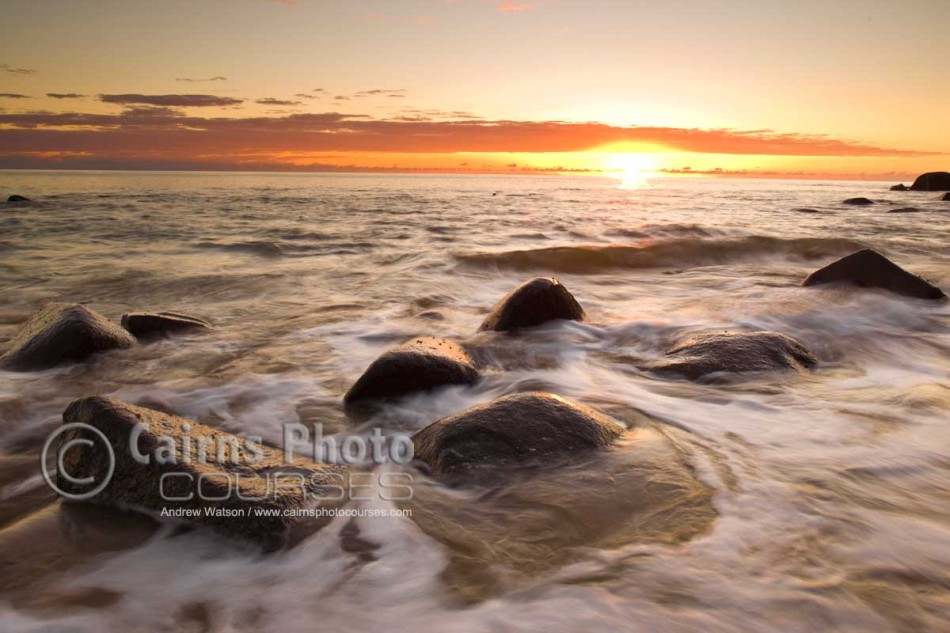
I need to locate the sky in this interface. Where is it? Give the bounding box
[0,0,947,179]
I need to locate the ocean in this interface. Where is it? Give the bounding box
[0,170,948,631]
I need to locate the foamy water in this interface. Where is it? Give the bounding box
[0,171,948,632]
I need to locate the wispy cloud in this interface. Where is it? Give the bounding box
[294,93,320,99]
[175,76,227,83]
[256,98,303,106]
[47,93,86,99]
[0,64,37,75]
[99,94,243,107]
[354,89,407,98]
[0,93,30,99]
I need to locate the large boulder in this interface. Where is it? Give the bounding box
[120,311,212,341]
[344,337,480,409]
[653,331,817,381]
[0,303,136,371]
[479,277,585,332]
[413,392,623,484]
[889,184,908,191]
[909,171,950,191]
[57,397,351,551]
[843,197,874,205]
[802,249,945,300]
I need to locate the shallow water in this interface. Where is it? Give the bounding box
[0,171,948,631]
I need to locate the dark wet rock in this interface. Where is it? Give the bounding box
[909,171,950,191]
[889,184,908,191]
[120,311,212,341]
[6,195,30,202]
[802,249,945,300]
[943,192,950,201]
[479,277,585,332]
[0,303,136,371]
[344,337,480,409]
[887,207,919,214]
[843,197,874,205]
[794,208,821,214]
[653,331,818,381]
[58,396,351,551]
[415,310,445,321]
[413,392,623,484]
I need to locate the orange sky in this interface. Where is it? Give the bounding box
[1,0,947,179]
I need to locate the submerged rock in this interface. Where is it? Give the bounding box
[58,396,350,551]
[887,207,919,214]
[120,311,212,341]
[653,331,817,381]
[413,392,623,484]
[344,337,480,409]
[802,249,945,300]
[889,184,908,191]
[943,193,950,201]
[479,277,585,332]
[843,197,874,205]
[910,171,950,191]
[6,195,30,202]
[0,303,135,371]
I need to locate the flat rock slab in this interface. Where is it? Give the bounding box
[344,337,480,408]
[802,249,945,300]
[887,207,919,213]
[653,331,818,381]
[843,197,874,205]
[413,392,623,484]
[0,303,136,371]
[59,396,351,551]
[121,311,212,340]
[910,171,950,191]
[480,277,585,332]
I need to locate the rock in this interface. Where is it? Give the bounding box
[479,277,585,332]
[58,396,351,551]
[344,337,480,409]
[889,184,908,191]
[909,171,950,191]
[887,207,919,213]
[6,195,30,202]
[653,331,817,381]
[802,249,945,300]
[120,311,211,341]
[943,193,950,201]
[412,392,623,484]
[843,197,874,205]
[794,208,821,214]
[0,303,136,371]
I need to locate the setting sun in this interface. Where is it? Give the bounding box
[605,153,658,188]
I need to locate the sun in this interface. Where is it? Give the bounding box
[605,153,658,189]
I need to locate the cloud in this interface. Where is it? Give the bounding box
[46,93,86,99]
[0,64,36,75]
[99,94,243,107]
[294,93,321,100]
[175,76,227,83]
[0,110,934,168]
[496,1,530,11]
[333,95,351,101]
[0,93,30,99]
[354,89,407,98]
[256,98,303,106]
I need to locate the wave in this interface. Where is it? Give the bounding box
[456,236,867,273]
